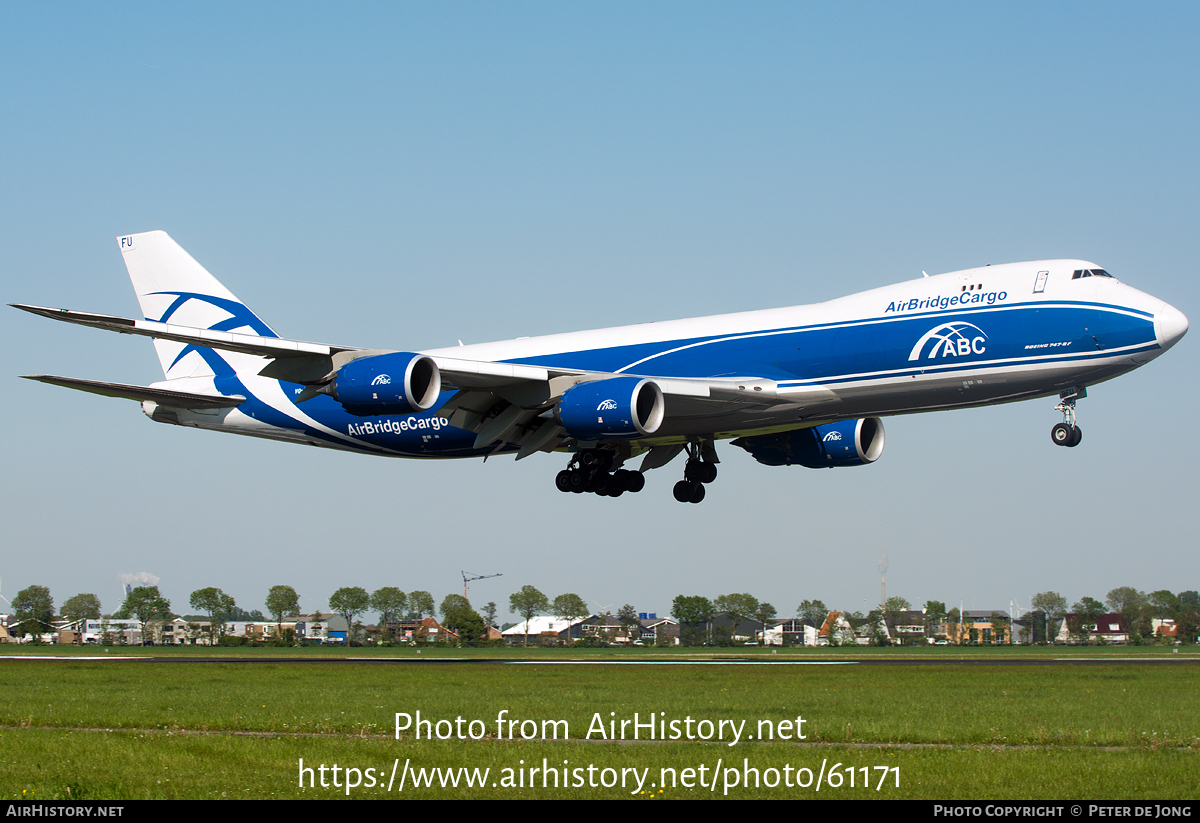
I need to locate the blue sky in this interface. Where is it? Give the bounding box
[3,3,1197,623]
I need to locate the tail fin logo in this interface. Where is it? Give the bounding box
[150,291,278,373]
[150,292,276,336]
[908,322,988,361]
[119,236,135,251]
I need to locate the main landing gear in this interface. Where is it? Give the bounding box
[1050,387,1086,448]
[554,448,646,497]
[672,443,718,504]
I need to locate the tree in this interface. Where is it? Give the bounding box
[865,608,888,645]
[371,587,407,631]
[329,587,371,642]
[1105,587,1146,638]
[797,599,829,631]
[440,596,486,644]
[924,601,948,640]
[882,597,911,644]
[509,586,549,646]
[989,612,1011,645]
[407,591,435,622]
[550,593,590,642]
[1031,592,1068,643]
[226,606,265,621]
[440,593,470,616]
[61,593,102,627]
[483,602,498,628]
[754,602,777,643]
[1106,587,1146,616]
[671,595,715,646]
[266,585,301,633]
[1070,597,1106,644]
[714,593,759,640]
[1148,590,1180,621]
[617,604,641,644]
[13,585,54,640]
[117,587,172,644]
[190,587,236,642]
[947,607,965,644]
[1177,605,1200,645]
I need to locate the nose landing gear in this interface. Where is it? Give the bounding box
[1050,387,1085,448]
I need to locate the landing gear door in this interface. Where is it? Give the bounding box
[1033,270,1049,294]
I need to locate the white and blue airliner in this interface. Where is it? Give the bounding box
[14,231,1188,503]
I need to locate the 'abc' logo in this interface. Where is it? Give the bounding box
[908,322,987,361]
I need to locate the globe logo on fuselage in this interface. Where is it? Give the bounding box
[371,374,392,386]
[908,322,988,361]
[597,399,618,411]
[822,431,842,442]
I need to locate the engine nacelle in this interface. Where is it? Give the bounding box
[733,418,885,467]
[327,352,441,417]
[557,377,665,441]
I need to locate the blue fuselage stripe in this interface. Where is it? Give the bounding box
[223,300,1159,456]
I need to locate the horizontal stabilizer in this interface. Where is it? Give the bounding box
[21,375,245,409]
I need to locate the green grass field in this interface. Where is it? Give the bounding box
[1,646,1197,799]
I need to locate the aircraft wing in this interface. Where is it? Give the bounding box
[11,302,794,400]
[12,302,817,457]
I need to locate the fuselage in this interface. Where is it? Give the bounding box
[150,259,1187,458]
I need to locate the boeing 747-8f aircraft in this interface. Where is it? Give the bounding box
[14,231,1188,503]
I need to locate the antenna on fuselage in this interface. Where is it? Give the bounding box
[922,271,929,278]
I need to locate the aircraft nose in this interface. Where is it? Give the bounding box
[1155,302,1189,351]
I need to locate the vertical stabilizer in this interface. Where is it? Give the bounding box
[117,231,277,380]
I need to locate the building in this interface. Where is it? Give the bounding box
[1056,613,1130,644]
[502,615,588,645]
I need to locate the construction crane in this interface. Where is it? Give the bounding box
[462,571,502,598]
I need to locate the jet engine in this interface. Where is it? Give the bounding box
[733,418,885,467]
[556,377,665,441]
[324,352,441,416]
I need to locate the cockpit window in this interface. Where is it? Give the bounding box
[1091,269,1113,278]
[1072,269,1115,280]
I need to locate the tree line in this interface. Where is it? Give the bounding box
[9,582,1199,646]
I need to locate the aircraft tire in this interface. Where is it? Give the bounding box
[555,470,573,492]
[688,482,706,504]
[1051,423,1073,446]
[1068,425,1082,447]
[673,480,692,502]
[698,463,718,484]
[624,471,646,493]
[568,469,587,492]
